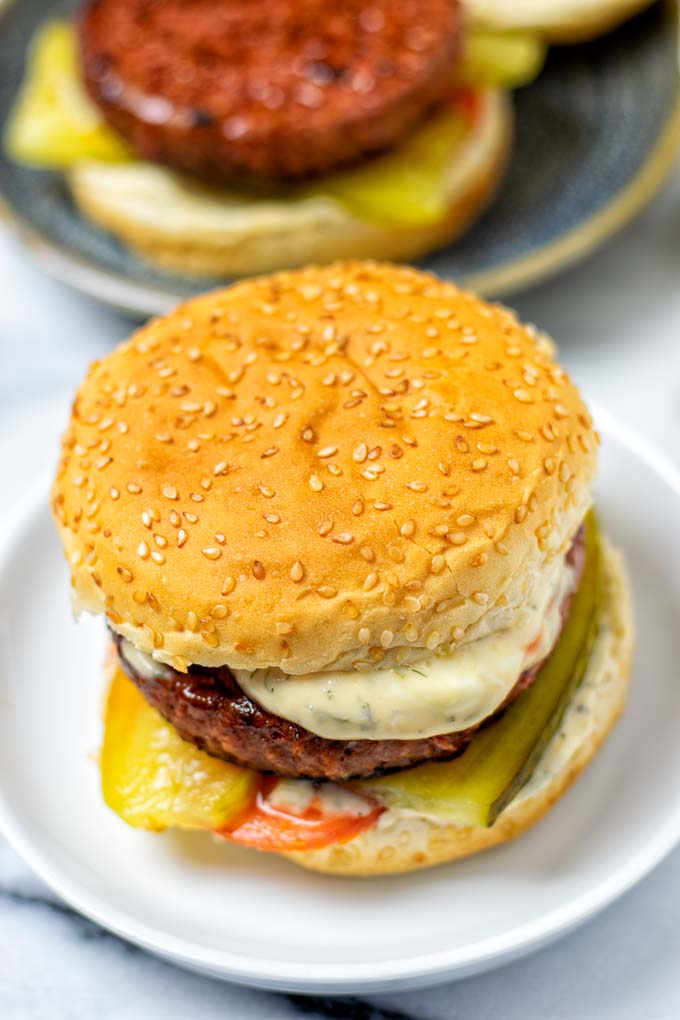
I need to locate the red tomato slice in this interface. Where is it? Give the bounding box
[218,778,383,852]
[452,87,483,127]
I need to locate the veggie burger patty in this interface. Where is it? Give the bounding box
[78,0,462,182]
[117,527,586,781]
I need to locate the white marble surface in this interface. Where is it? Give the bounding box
[1,167,680,1018]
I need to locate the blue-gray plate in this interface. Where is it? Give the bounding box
[0,0,678,316]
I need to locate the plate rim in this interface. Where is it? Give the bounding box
[0,0,679,317]
[0,406,679,993]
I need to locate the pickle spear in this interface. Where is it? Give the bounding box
[360,512,602,828]
[102,666,257,831]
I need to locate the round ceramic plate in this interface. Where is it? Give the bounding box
[0,1,679,316]
[0,408,679,994]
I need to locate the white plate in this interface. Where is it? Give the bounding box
[0,407,679,995]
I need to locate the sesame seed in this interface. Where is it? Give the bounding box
[151,551,166,565]
[318,517,333,536]
[202,547,222,560]
[290,561,305,582]
[186,611,199,632]
[554,404,569,418]
[403,595,421,613]
[471,458,487,472]
[352,500,364,516]
[373,501,392,511]
[127,482,142,494]
[162,485,178,500]
[109,487,120,501]
[400,519,416,537]
[404,623,419,642]
[332,532,354,545]
[448,532,467,545]
[137,541,150,559]
[258,484,275,498]
[253,560,266,580]
[360,546,375,562]
[177,529,188,547]
[380,630,393,648]
[363,572,378,591]
[317,446,338,458]
[431,555,446,574]
[214,460,229,475]
[317,586,337,599]
[309,474,324,492]
[353,443,368,463]
[515,504,528,523]
[358,627,371,645]
[472,592,489,605]
[117,567,133,582]
[153,534,167,548]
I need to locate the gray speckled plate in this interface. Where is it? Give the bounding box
[0,0,679,317]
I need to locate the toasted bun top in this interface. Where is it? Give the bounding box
[52,262,597,674]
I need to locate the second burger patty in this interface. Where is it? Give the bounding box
[117,528,585,781]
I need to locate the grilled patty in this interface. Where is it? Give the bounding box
[79,0,461,182]
[116,528,586,781]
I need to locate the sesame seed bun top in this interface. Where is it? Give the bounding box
[52,262,597,675]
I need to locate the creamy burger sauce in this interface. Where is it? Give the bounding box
[120,555,576,742]
[234,556,576,740]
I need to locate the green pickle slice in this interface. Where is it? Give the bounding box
[360,512,602,828]
[457,30,547,90]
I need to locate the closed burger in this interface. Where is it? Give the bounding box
[52,261,633,875]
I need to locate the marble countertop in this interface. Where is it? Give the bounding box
[1,167,680,1019]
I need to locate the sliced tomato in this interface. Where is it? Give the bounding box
[451,87,483,128]
[218,777,383,852]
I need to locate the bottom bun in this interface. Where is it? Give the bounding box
[285,539,633,876]
[465,0,654,43]
[68,91,511,279]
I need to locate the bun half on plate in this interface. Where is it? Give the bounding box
[465,0,655,42]
[52,261,633,874]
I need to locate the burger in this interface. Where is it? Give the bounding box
[5,0,653,280]
[6,0,544,278]
[52,261,633,876]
